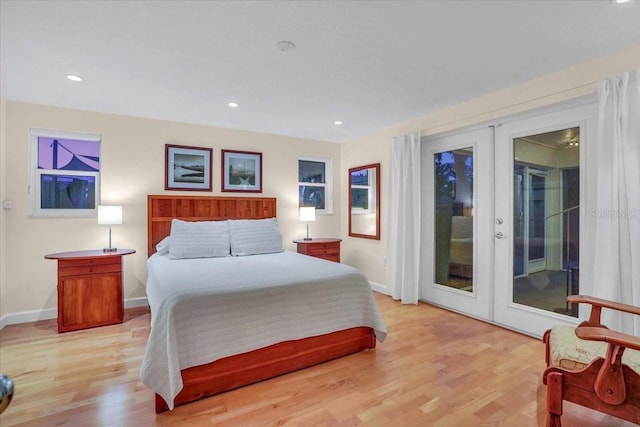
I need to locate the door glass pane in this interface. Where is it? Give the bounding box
[529,174,546,262]
[513,127,579,317]
[434,148,474,292]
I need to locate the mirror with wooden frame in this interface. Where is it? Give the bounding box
[349,163,380,240]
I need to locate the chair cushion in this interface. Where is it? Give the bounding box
[548,325,640,373]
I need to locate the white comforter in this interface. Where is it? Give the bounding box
[140,250,387,409]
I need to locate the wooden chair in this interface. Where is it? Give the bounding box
[542,295,640,427]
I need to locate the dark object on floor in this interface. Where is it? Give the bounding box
[0,374,14,414]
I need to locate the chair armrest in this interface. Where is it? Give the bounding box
[568,295,640,325]
[576,326,640,352]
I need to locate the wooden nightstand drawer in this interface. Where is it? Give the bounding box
[307,244,339,256]
[58,257,120,268]
[58,256,121,277]
[314,253,340,263]
[59,263,122,277]
[293,238,342,263]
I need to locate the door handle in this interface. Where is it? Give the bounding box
[495,232,507,239]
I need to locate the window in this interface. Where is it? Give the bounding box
[30,128,101,217]
[350,167,376,214]
[298,156,332,214]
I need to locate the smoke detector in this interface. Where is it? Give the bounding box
[275,41,296,52]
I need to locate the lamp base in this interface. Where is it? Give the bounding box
[103,247,118,253]
[303,237,313,241]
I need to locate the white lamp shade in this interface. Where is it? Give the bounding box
[97,205,122,225]
[299,206,316,222]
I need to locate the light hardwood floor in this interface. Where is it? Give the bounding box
[0,293,635,426]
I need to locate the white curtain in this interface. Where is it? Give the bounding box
[386,132,421,304]
[590,70,640,335]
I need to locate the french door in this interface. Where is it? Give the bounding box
[493,102,595,336]
[420,127,493,321]
[421,100,596,337]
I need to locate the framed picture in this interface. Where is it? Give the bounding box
[221,149,262,192]
[165,144,213,191]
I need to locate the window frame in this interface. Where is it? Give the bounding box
[298,156,333,215]
[29,128,102,217]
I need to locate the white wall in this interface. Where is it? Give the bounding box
[0,102,341,325]
[340,46,640,295]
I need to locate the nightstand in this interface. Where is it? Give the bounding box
[45,249,135,332]
[293,238,341,263]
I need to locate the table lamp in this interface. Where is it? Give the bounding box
[97,205,122,252]
[299,206,316,241]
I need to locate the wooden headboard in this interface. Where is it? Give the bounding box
[147,195,277,257]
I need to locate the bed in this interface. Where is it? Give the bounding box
[141,195,387,413]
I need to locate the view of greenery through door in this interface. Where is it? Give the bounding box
[434,148,474,292]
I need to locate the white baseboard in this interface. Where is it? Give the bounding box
[124,297,150,309]
[369,280,390,296]
[0,307,57,329]
[0,297,149,330]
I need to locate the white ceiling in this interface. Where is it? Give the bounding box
[1,1,639,143]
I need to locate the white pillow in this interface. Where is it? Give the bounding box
[228,218,283,256]
[168,219,230,259]
[156,236,170,255]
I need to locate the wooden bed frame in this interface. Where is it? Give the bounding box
[147,195,377,413]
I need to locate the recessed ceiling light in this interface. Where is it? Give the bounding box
[228,102,239,108]
[615,0,630,3]
[275,41,296,52]
[66,74,83,82]
[334,120,343,125]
